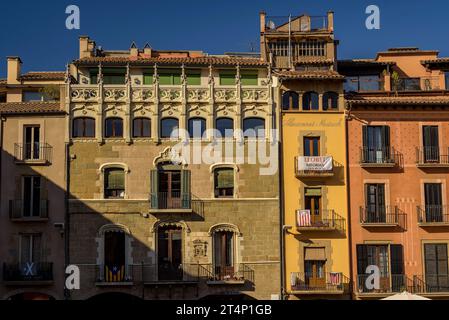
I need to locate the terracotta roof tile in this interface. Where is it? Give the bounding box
[20,72,66,81]
[338,59,395,66]
[421,58,449,65]
[74,56,268,67]
[275,70,344,80]
[0,102,64,114]
[347,95,449,106]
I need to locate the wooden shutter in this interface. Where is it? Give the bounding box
[143,74,153,85]
[356,245,369,274]
[390,245,404,275]
[219,72,236,86]
[382,126,390,148]
[377,184,385,208]
[106,169,124,190]
[216,169,234,188]
[187,73,201,85]
[362,126,368,149]
[425,183,442,206]
[150,170,158,209]
[181,170,191,209]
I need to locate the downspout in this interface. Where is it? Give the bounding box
[64,141,70,300]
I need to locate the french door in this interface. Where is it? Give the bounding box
[305,260,326,288]
[24,126,40,160]
[423,126,439,163]
[158,227,183,281]
[214,231,234,280]
[365,184,386,223]
[424,183,443,222]
[424,244,449,292]
[158,171,181,209]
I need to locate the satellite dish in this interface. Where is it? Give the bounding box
[268,20,276,30]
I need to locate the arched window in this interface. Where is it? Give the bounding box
[160,118,179,139]
[188,117,206,139]
[133,118,151,138]
[303,91,319,111]
[73,117,95,138]
[214,168,234,198]
[282,91,299,110]
[243,118,265,138]
[105,117,123,138]
[104,168,125,199]
[216,118,234,138]
[323,92,339,110]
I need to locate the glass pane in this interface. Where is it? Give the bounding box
[23,91,44,102]
[32,177,41,217]
[160,118,179,138]
[188,118,206,138]
[359,75,380,91]
[23,177,31,217]
[243,118,265,138]
[21,235,31,263]
[219,73,236,86]
[216,118,233,138]
[344,76,359,92]
[241,73,258,86]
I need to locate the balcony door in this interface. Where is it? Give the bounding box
[304,137,320,156]
[424,183,443,222]
[158,170,181,209]
[24,126,40,160]
[424,244,449,292]
[423,126,439,163]
[305,188,322,224]
[304,248,326,288]
[356,244,391,292]
[23,176,41,217]
[158,226,183,281]
[214,231,234,280]
[363,126,390,163]
[365,184,386,223]
[151,166,191,210]
[104,231,126,282]
[20,234,42,278]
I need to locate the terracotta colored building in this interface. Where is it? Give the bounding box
[341,48,449,299]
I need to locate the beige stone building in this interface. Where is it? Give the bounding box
[66,37,281,300]
[0,57,67,300]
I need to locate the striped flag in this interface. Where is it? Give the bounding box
[329,272,342,286]
[296,210,311,227]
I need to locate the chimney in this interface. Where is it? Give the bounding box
[130,42,138,57]
[327,11,334,32]
[143,43,152,58]
[7,56,22,84]
[260,11,266,33]
[79,36,95,58]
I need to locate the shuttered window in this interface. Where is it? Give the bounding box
[158,70,181,85]
[424,244,449,290]
[186,72,201,85]
[143,73,153,85]
[105,168,125,199]
[90,68,126,84]
[219,72,235,86]
[241,73,258,86]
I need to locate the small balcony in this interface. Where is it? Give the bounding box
[9,200,48,222]
[200,264,254,285]
[411,275,449,296]
[149,192,192,213]
[417,206,449,226]
[290,272,350,295]
[295,156,334,178]
[356,274,411,297]
[296,209,346,232]
[360,147,400,168]
[360,206,405,228]
[14,143,52,165]
[416,147,449,168]
[3,262,53,285]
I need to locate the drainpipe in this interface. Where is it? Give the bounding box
[64,142,71,300]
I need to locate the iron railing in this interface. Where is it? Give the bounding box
[9,199,48,220]
[291,272,350,292]
[14,143,52,163]
[141,263,200,283]
[199,264,254,283]
[360,147,399,166]
[357,274,412,294]
[150,191,191,210]
[296,209,346,232]
[392,77,441,92]
[3,262,53,282]
[416,147,449,165]
[417,205,449,224]
[360,205,404,225]
[411,275,449,293]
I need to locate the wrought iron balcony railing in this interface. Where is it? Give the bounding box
[417,205,449,225]
[411,275,449,294]
[416,147,449,166]
[150,192,191,210]
[199,263,254,284]
[290,272,350,293]
[3,262,53,282]
[296,209,346,232]
[9,200,48,220]
[357,274,411,294]
[14,143,52,164]
[360,147,399,167]
[360,205,405,227]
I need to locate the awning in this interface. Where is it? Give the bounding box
[304,247,326,261]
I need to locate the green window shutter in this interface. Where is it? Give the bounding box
[150,170,158,209]
[159,74,172,85]
[181,170,191,209]
[106,169,124,189]
[172,74,181,85]
[304,188,321,196]
[187,73,201,85]
[241,73,258,86]
[356,245,368,274]
[143,74,153,85]
[216,169,234,188]
[219,73,236,86]
[390,245,404,275]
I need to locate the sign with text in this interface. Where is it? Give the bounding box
[297,156,333,171]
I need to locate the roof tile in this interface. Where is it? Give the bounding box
[0,102,64,114]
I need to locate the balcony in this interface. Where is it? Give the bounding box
[200,264,254,285]
[290,272,350,295]
[392,77,441,92]
[14,143,52,165]
[411,275,449,296]
[295,156,334,178]
[3,262,53,285]
[416,147,449,168]
[417,206,449,226]
[9,200,48,222]
[296,209,346,232]
[360,206,405,228]
[360,147,400,168]
[356,274,411,297]
[149,192,192,213]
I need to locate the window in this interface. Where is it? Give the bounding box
[304,188,322,223]
[105,118,123,138]
[241,72,258,86]
[24,126,40,160]
[186,72,201,85]
[445,72,449,90]
[282,91,299,110]
[23,91,44,102]
[365,184,386,222]
[243,118,265,138]
[214,231,234,280]
[423,126,440,163]
[188,117,206,139]
[160,118,179,138]
[362,126,390,163]
[295,40,326,57]
[344,75,381,92]
[158,226,183,281]
[133,118,151,138]
[323,92,338,110]
[72,117,95,138]
[424,244,449,292]
[143,73,153,85]
[214,168,234,198]
[219,72,236,86]
[104,168,125,199]
[23,176,41,217]
[303,91,319,110]
[158,69,181,85]
[150,168,191,209]
[304,248,326,287]
[20,234,42,264]
[304,137,320,156]
[90,68,126,85]
[104,231,126,282]
[393,78,421,91]
[424,183,443,222]
[216,118,234,138]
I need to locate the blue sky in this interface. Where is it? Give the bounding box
[0,0,448,77]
